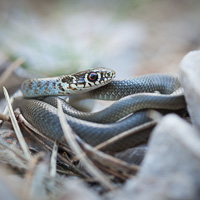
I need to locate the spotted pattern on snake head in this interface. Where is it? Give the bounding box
[21,67,116,97]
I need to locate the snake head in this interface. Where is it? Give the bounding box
[62,67,116,92]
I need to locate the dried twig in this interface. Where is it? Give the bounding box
[50,142,58,178]
[77,137,139,178]
[95,120,157,151]
[57,100,116,191]
[3,87,31,160]
[17,112,89,177]
[0,97,13,126]
[17,109,73,153]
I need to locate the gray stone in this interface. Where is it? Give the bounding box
[110,114,200,200]
[139,114,200,179]
[180,50,200,130]
[110,173,198,200]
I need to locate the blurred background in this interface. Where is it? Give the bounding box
[0,1,199,198]
[0,0,200,79]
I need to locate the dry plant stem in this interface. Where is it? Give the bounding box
[48,142,58,194]
[56,169,81,176]
[3,87,31,160]
[94,162,127,181]
[0,97,13,126]
[71,121,155,178]
[56,153,90,178]
[20,121,56,152]
[77,137,139,178]
[21,124,87,178]
[50,142,58,178]
[95,120,157,151]
[18,113,89,177]
[57,100,116,191]
[0,57,24,87]
[0,112,10,122]
[17,111,73,155]
[23,153,45,200]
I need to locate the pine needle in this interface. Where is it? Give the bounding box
[50,142,58,178]
[95,120,157,151]
[3,87,31,160]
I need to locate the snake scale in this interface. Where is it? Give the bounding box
[13,67,186,152]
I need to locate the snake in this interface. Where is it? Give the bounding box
[13,67,186,152]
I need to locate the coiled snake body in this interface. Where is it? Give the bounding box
[13,67,186,152]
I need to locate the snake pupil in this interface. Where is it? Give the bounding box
[88,72,98,82]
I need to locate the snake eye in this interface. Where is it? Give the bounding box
[88,72,98,82]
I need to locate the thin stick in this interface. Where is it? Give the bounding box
[50,142,58,178]
[3,87,31,160]
[57,100,116,191]
[17,112,73,155]
[95,120,157,151]
[76,137,139,177]
[0,97,13,126]
[18,113,89,177]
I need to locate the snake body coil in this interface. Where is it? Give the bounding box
[13,67,186,152]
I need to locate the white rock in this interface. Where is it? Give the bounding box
[180,50,200,130]
[110,114,200,200]
[139,114,200,178]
